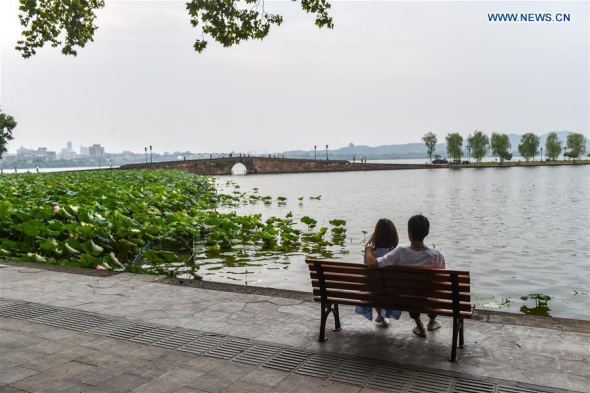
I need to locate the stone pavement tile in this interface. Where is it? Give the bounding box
[129,350,197,379]
[174,388,209,393]
[131,380,179,393]
[11,360,96,392]
[0,386,29,393]
[561,331,590,351]
[35,329,90,341]
[456,358,530,385]
[267,298,304,306]
[552,356,590,377]
[0,329,46,350]
[313,380,360,393]
[486,345,555,368]
[80,336,119,350]
[185,362,256,393]
[68,366,122,386]
[36,378,93,393]
[21,353,84,373]
[255,324,314,348]
[470,335,520,351]
[102,341,168,361]
[151,351,196,368]
[0,318,58,335]
[222,380,272,393]
[0,366,39,386]
[239,367,289,387]
[515,335,589,361]
[185,356,228,372]
[0,349,46,370]
[21,345,98,372]
[49,331,112,346]
[518,367,590,393]
[75,352,148,371]
[28,338,79,355]
[129,367,205,393]
[185,376,232,393]
[268,374,323,393]
[126,358,178,380]
[499,324,562,339]
[50,331,105,348]
[153,367,205,386]
[86,373,149,393]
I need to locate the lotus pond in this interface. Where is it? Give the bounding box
[0,170,347,278]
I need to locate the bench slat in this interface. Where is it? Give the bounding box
[309,271,470,285]
[310,279,470,294]
[313,290,473,311]
[313,296,474,317]
[312,287,471,302]
[308,264,470,279]
[307,259,470,276]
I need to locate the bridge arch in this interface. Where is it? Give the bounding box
[230,163,247,175]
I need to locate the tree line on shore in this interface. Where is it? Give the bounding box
[422,131,588,164]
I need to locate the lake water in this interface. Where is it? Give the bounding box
[209,163,590,320]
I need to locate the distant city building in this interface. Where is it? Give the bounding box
[59,141,76,159]
[2,146,57,162]
[1,154,18,162]
[80,146,89,156]
[17,146,35,156]
[88,144,105,158]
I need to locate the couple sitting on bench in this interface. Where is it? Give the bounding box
[357,214,446,337]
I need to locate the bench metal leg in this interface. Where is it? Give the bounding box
[333,304,342,332]
[450,316,459,362]
[458,318,464,348]
[319,303,330,342]
[319,302,342,341]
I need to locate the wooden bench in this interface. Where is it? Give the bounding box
[306,259,474,361]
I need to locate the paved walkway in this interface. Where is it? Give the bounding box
[0,263,589,393]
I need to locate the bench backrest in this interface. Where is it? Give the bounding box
[306,259,472,318]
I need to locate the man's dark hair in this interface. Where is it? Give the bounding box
[408,214,430,242]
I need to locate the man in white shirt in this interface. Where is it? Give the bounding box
[365,214,446,337]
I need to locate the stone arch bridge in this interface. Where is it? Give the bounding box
[120,157,432,175]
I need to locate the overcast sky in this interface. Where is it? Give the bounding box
[1,0,588,155]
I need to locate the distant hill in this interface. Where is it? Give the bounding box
[283,131,583,160]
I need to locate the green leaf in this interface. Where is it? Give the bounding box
[65,243,80,255]
[472,293,495,301]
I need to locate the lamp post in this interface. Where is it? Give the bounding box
[150,145,153,163]
[145,147,147,163]
[540,147,543,162]
[314,145,317,160]
[326,145,329,161]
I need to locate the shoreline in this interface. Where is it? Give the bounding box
[2,158,588,174]
[119,156,590,176]
[2,259,588,332]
